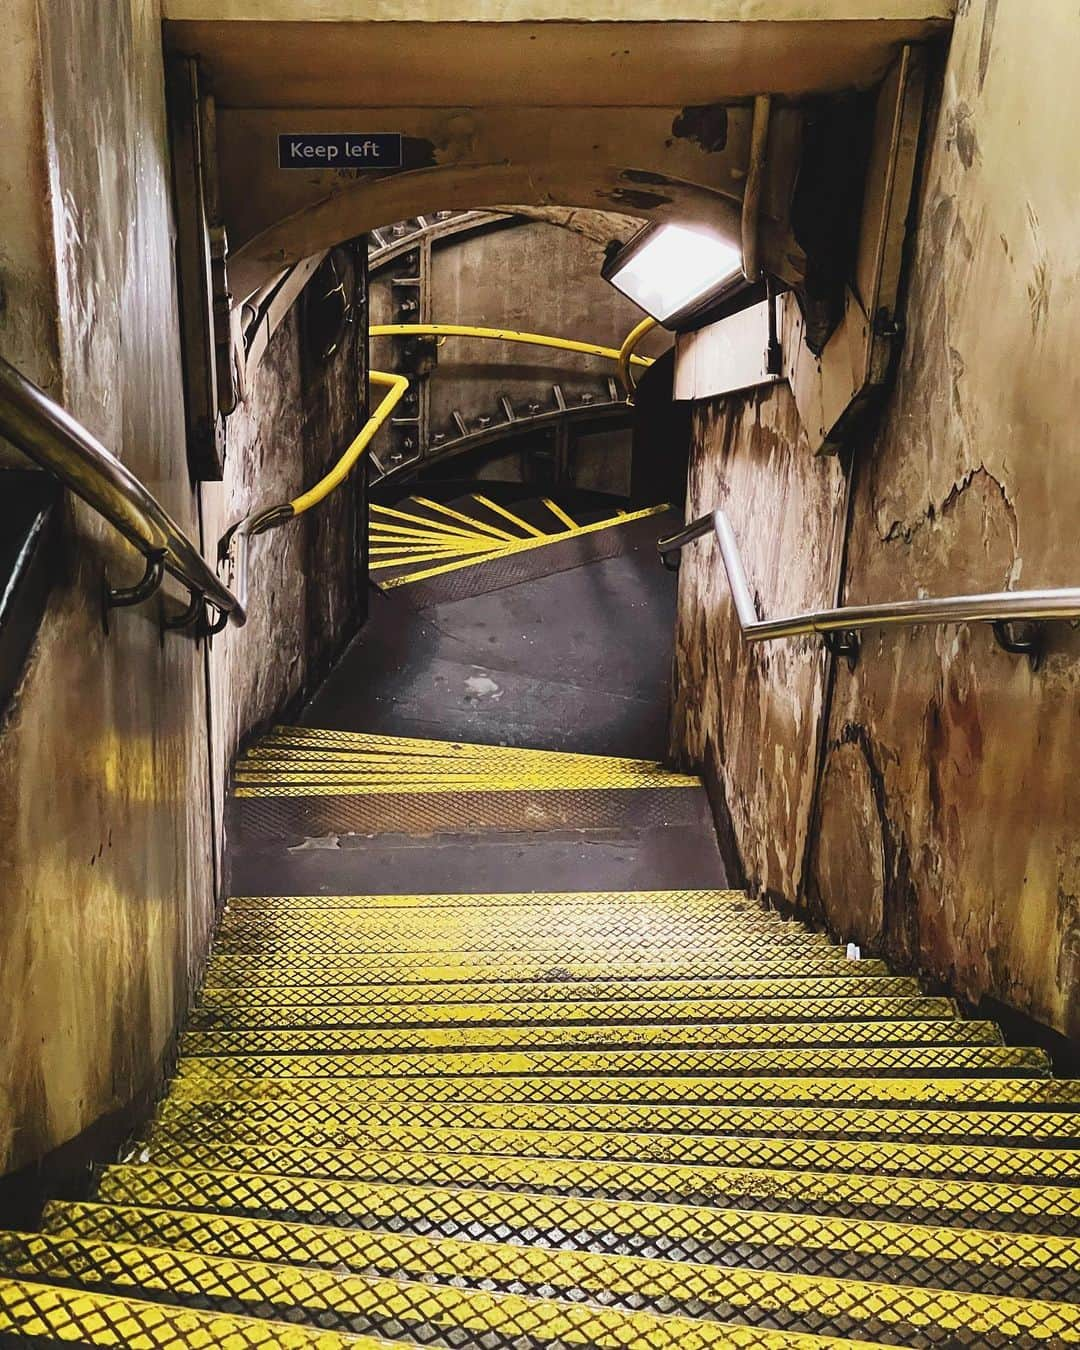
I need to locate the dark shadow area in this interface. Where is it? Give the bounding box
[302,510,680,758]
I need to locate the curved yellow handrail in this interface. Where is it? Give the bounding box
[290,370,409,516]
[617,316,659,404]
[370,323,655,371]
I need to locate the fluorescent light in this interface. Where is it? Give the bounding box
[602,223,745,330]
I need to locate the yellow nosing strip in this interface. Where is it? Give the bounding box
[0,1231,910,1350]
[542,497,578,528]
[470,493,549,537]
[0,1275,372,1349]
[126,1128,1080,1202]
[366,517,497,541]
[44,1189,1080,1291]
[409,494,520,540]
[233,768,701,794]
[152,1095,1080,1143]
[370,500,511,540]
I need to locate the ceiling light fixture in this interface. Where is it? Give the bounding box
[601,222,752,332]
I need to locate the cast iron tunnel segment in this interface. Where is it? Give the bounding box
[2,740,1080,1341]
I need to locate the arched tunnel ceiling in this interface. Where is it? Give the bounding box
[164,2,952,299]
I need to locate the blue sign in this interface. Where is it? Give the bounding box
[278,134,403,170]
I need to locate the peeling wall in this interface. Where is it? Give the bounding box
[670,385,847,896]
[0,4,367,1188]
[203,252,367,886]
[673,0,1080,1038]
[0,0,216,1186]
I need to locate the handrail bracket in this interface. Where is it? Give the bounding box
[992,619,1044,672]
[102,551,166,635]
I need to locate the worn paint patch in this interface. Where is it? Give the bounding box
[671,104,729,154]
[603,187,673,211]
[669,384,847,907]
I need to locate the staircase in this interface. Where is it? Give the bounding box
[2,505,1079,1349]
[1,723,1079,1347]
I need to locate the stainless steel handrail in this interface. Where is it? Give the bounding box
[659,507,1080,647]
[0,355,245,626]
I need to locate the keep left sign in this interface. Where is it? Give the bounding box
[278,134,403,169]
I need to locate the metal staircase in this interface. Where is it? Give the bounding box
[0,725,1078,1346]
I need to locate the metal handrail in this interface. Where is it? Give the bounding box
[658,507,1080,654]
[0,355,245,626]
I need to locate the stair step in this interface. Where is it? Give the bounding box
[181,1017,994,1057]
[0,1276,384,1349]
[170,1045,1045,1084]
[8,719,1078,1347]
[191,975,930,1013]
[150,1094,1080,1148]
[0,1229,912,1350]
[42,1192,1080,1304]
[1,1227,1076,1347]
[202,954,897,984]
[126,1139,1080,1236]
[186,994,957,1032]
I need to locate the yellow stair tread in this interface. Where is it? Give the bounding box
[1,1227,1077,1346]
[129,1140,1080,1214]
[49,1178,1080,1283]
[0,1230,907,1350]
[180,1017,994,1056]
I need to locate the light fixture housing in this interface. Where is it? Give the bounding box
[602,222,757,332]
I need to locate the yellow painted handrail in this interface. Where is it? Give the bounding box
[291,370,408,516]
[222,321,660,608]
[617,316,659,404]
[371,323,655,371]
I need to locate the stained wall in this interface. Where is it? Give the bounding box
[672,0,1080,1038]
[0,2,367,1192]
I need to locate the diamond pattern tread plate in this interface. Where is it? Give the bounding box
[185,994,958,1033]
[0,1277,381,1349]
[171,1044,1046,1082]
[181,1016,996,1056]
[232,786,706,837]
[130,1141,1080,1228]
[1,1226,1078,1348]
[40,1193,1080,1305]
[192,975,928,1010]
[5,727,1080,1347]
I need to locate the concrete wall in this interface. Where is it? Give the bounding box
[0,2,366,1192]
[672,0,1080,1039]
